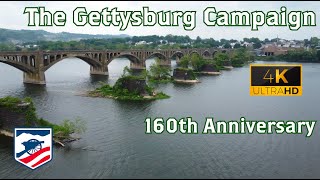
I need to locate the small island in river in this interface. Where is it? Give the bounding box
[88,75,170,101]
[172,68,200,84]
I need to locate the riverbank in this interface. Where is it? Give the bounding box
[255,50,320,63]
[0,96,86,147]
[223,66,234,70]
[196,71,221,75]
[148,78,174,84]
[256,56,320,63]
[173,79,200,84]
[0,129,79,147]
[87,88,170,101]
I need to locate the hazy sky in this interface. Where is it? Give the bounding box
[1,1,320,40]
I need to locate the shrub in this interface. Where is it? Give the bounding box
[0,96,86,139]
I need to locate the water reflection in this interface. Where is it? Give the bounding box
[22,83,47,96]
[89,75,109,85]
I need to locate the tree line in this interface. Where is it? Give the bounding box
[1,34,319,52]
[262,49,320,63]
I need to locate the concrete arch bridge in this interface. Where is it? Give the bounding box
[0,48,230,84]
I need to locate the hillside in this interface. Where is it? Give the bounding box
[0,28,130,44]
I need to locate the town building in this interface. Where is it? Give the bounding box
[261,44,304,56]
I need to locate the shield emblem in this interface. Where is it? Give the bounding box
[14,128,53,170]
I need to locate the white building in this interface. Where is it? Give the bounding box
[135,41,147,45]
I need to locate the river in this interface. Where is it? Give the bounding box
[0,58,320,178]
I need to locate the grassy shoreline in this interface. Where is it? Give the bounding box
[88,87,170,101]
[0,96,86,143]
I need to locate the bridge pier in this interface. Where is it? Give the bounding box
[175,56,181,65]
[90,66,108,75]
[130,62,146,70]
[159,59,171,67]
[130,62,146,75]
[23,71,46,85]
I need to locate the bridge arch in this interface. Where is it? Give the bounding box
[0,57,35,73]
[170,51,184,59]
[189,51,201,57]
[212,51,218,57]
[146,52,167,60]
[202,50,212,58]
[108,53,141,64]
[43,55,103,72]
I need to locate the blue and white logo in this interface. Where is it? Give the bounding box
[14,128,53,170]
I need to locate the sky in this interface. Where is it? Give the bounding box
[1,1,320,41]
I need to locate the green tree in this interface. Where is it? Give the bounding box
[179,55,190,68]
[148,58,172,81]
[233,43,241,48]
[304,39,310,46]
[195,36,202,44]
[317,50,320,61]
[224,43,232,49]
[230,48,253,67]
[121,66,133,77]
[310,37,319,47]
[55,118,87,138]
[213,52,229,68]
[253,42,262,49]
[190,53,206,71]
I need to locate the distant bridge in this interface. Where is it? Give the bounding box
[0,48,230,84]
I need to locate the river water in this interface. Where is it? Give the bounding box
[0,58,320,178]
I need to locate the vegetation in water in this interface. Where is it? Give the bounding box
[178,53,220,73]
[212,48,254,68]
[190,53,220,72]
[179,55,191,69]
[0,96,86,141]
[174,67,197,80]
[147,58,173,83]
[37,118,86,140]
[229,48,255,67]
[213,52,231,70]
[89,67,170,101]
[89,81,170,101]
